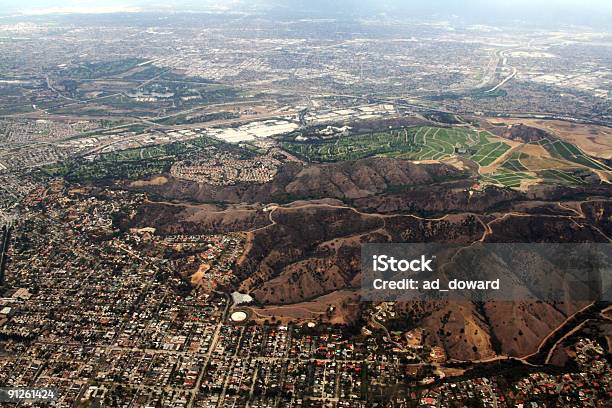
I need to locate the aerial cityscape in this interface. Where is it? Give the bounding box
[0,1,610,407]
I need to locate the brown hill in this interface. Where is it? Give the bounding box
[117,156,611,361]
[482,122,551,143]
[126,157,467,204]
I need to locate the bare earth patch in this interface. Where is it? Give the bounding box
[190,263,210,286]
[129,176,169,187]
[245,290,360,325]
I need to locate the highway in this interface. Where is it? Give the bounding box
[485,66,517,93]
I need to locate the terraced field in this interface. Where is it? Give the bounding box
[500,152,529,172]
[282,126,511,164]
[539,169,588,185]
[535,139,612,172]
[483,137,610,189]
[282,125,610,190]
[470,142,511,166]
[480,168,535,188]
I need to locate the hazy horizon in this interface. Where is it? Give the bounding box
[1,0,611,28]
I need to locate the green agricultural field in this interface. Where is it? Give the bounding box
[0,104,35,115]
[480,169,535,188]
[538,169,587,185]
[282,126,504,163]
[500,152,529,171]
[487,138,608,188]
[283,125,607,191]
[59,58,145,79]
[470,141,511,166]
[534,139,611,172]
